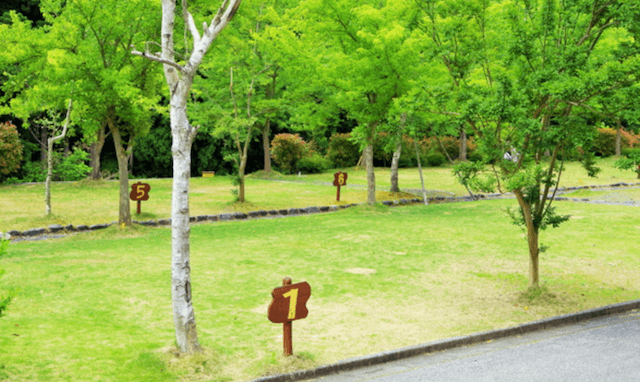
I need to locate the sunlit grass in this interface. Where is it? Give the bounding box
[2,157,637,232]
[1,200,638,381]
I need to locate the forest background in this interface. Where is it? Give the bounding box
[1,0,639,187]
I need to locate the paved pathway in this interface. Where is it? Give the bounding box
[313,310,640,382]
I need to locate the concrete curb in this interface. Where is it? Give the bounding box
[249,299,640,382]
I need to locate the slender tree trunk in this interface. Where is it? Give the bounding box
[263,119,271,172]
[170,83,202,354]
[129,150,134,177]
[45,140,55,215]
[110,125,132,226]
[40,127,48,165]
[514,189,540,288]
[390,141,402,193]
[459,128,467,161]
[45,101,72,216]
[414,139,428,205]
[390,114,406,193]
[616,119,622,157]
[365,142,375,205]
[90,124,107,180]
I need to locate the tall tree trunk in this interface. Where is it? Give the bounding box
[459,127,467,161]
[390,141,402,193]
[514,189,540,288]
[45,101,72,216]
[616,119,622,157]
[90,124,107,180]
[110,125,132,226]
[263,118,271,172]
[390,114,406,193]
[129,150,134,177]
[365,142,375,205]
[414,139,428,205]
[63,136,70,157]
[170,83,202,354]
[40,126,48,165]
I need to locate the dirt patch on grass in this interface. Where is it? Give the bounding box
[345,268,376,275]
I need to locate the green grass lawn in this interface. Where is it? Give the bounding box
[1,157,638,232]
[1,199,639,381]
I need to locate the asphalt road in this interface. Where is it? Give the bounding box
[313,310,640,382]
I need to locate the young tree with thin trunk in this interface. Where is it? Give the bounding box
[132,0,242,354]
[45,100,73,216]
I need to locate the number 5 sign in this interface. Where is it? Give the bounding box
[268,278,311,356]
[129,182,151,214]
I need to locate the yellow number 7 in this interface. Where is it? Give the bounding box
[282,288,299,320]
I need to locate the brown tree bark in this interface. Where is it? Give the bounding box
[616,119,622,157]
[514,189,540,288]
[262,118,271,172]
[90,124,108,180]
[109,116,132,226]
[459,128,467,161]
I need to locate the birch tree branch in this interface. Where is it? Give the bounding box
[131,50,186,73]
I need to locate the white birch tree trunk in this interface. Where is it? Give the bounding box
[170,83,201,352]
[45,100,73,215]
[133,0,242,354]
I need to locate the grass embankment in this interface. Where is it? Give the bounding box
[1,200,639,381]
[1,157,637,232]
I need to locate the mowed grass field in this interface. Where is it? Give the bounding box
[1,196,639,381]
[1,156,638,232]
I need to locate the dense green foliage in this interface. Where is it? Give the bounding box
[270,133,307,174]
[0,122,22,177]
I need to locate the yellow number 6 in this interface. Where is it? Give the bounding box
[282,288,299,320]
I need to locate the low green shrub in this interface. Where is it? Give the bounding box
[55,148,91,181]
[297,154,331,174]
[327,133,360,168]
[0,122,23,178]
[426,152,446,167]
[271,134,307,174]
[593,128,639,157]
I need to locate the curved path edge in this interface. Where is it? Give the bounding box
[3,181,640,242]
[249,299,640,382]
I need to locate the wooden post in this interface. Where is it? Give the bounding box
[282,277,293,356]
[336,184,341,201]
[137,200,141,214]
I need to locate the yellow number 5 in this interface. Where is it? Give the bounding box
[136,186,145,199]
[282,288,299,320]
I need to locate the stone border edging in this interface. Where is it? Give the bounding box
[4,181,640,241]
[248,299,640,382]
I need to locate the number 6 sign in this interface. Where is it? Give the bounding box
[268,278,311,356]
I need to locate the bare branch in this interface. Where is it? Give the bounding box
[187,12,201,44]
[131,50,186,73]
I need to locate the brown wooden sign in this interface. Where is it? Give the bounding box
[268,278,311,357]
[129,182,151,214]
[333,172,347,201]
[130,182,151,201]
[268,280,311,323]
[333,171,348,187]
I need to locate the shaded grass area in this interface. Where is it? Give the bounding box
[0,200,639,381]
